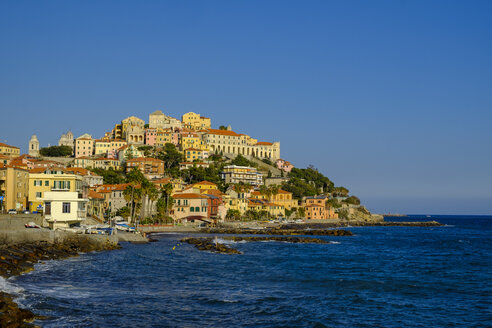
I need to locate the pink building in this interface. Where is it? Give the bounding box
[145,128,157,146]
[276,158,294,173]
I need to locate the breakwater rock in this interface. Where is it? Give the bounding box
[279,221,443,230]
[180,237,242,254]
[0,236,121,327]
[200,227,353,236]
[222,236,331,244]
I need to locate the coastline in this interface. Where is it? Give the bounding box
[0,214,150,327]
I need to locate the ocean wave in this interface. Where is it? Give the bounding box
[0,276,24,294]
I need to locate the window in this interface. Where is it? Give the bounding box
[62,202,71,213]
[190,207,194,212]
[36,192,42,198]
[45,181,49,186]
[45,202,51,215]
[195,207,200,212]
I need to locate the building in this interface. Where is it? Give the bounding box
[179,162,210,170]
[303,195,338,219]
[181,112,211,130]
[192,181,218,192]
[75,134,94,158]
[43,191,87,229]
[220,165,263,186]
[87,190,105,220]
[276,159,294,173]
[95,184,128,214]
[28,168,84,212]
[145,128,157,146]
[113,116,145,143]
[152,177,185,194]
[93,158,122,171]
[0,155,11,166]
[28,135,40,157]
[64,167,104,187]
[184,148,208,162]
[267,189,298,210]
[149,110,182,130]
[58,131,74,150]
[0,165,29,212]
[156,128,179,147]
[117,145,144,162]
[172,193,210,223]
[126,157,165,177]
[72,157,94,169]
[0,142,20,158]
[94,139,127,157]
[202,129,280,161]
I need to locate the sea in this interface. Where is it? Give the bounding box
[4,215,492,327]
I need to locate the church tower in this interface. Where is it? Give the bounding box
[29,134,40,157]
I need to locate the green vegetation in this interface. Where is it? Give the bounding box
[219,125,227,130]
[226,209,241,221]
[89,168,125,184]
[333,186,349,197]
[181,165,227,191]
[39,145,72,157]
[281,166,335,200]
[343,195,361,205]
[230,154,257,167]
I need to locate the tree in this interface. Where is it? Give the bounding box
[116,206,130,219]
[124,168,146,225]
[39,145,72,157]
[226,209,241,221]
[296,207,305,218]
[231,154,257,167]
[344,196,361,205]
[282,166,335,199]
[89,168,125,184]
[155,143,184,170]
[219,125,227,130]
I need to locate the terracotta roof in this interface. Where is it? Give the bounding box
[0,142,19,149]
[29,168,51,174]
[277,189,291,194]
[64,167,90,176]
[76,156,94,160]
[0,154,11,159]
[193,180,217,186]
[200,189,224,197]
[173,193,208,199]
[255,142,273,146]
[127,157,164,163]
[206,129,241,137]
[88,190,104,200]
[152,178,171,184]
[0,164,27,171]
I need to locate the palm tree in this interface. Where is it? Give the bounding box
[161,182,173,217]
[124,168,145,225]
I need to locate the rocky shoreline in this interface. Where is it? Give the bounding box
[180,235,336,254]
[199,227,354,236]
[0,236,121,327]
[278,220,444,229]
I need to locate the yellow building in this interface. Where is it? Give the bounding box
[156,128,174,146]
[0,165,29,211]
[182,112,211,130]
[184,148,206,162]
[113,116,145,142]
[94,139,127,156]
[247,199,285,218]
[192,181,218,192]
[203,129,280,161]
[0,142,20,158]
[268,189,298,210]
[28,168,83,212]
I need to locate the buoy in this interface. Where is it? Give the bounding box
[172,246,176,250]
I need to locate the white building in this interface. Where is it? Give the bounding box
[220,165,263,186]
[43,191,88,229]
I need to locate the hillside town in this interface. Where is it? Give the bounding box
[0,110,373,230]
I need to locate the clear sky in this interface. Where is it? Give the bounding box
[1,0,491,215]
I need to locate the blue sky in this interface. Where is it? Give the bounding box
[1,0,491,214]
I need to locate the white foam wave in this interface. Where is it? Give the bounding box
[0,276,24,294]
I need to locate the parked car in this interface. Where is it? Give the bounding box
[8,209,17,214]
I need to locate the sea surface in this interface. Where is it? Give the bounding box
[6,215,492,327]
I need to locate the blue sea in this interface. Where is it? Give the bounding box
[6,215,492,327]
